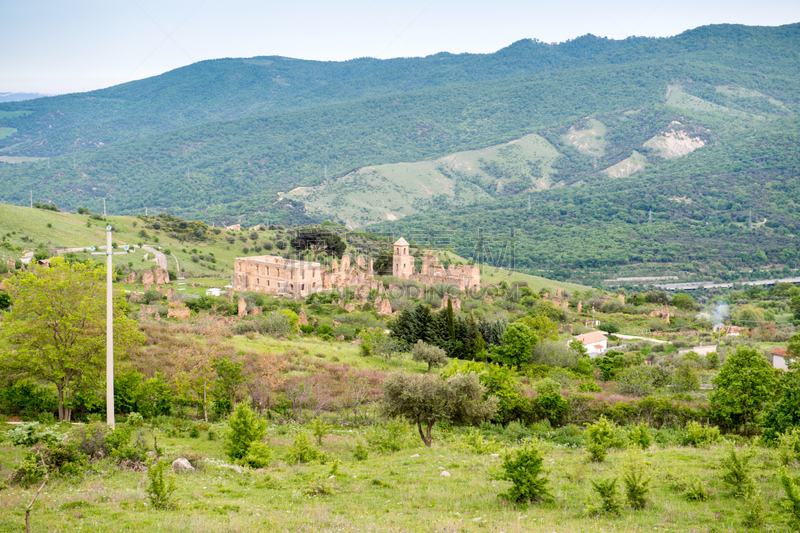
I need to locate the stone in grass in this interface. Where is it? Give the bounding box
[440,471,451,477]
[172,458,195,473]
[410,454,421,458]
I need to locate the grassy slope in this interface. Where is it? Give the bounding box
[0,422,788,532]
[285,133,559,228]
[0,205,586,293]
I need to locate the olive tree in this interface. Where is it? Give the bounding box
[381,372,498,447]
[411,340,448,373]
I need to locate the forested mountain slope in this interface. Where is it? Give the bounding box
[0,22,798,283]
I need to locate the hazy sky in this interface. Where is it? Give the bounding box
[2,0,799,95]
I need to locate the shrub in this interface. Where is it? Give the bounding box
[104,424,147,462]
[10,451,47,487]
[286,432,326,464]
[780,468,800,531]
[353,440,369,461]
[310,418,332,446]
[188,424,201,439]
[243,442,274,468]
[628,423,652,449]
[778,428,800,466]
[533,393,569,427]
[224,402,268,461]
[126,412,144,427]
[459,427,501,454]
[684,477,710,501]
[366,418,412,453]
[621,455,651,510]
[498,443,553,503]
[145,458,178,510]
[682,421,722,447]
[742,489,765,529]
[578,380,602,392]
[5,422,60,447]
[720,447,756,496]
[588,477,622,516]
[534,378,561,396]
[585,416,615,462]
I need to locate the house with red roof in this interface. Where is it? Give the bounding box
[770,347,793,370]
[569,330,608,358]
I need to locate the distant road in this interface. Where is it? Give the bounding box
[653,276,800,291]
[142,246,167,271]
[613,334,668,344]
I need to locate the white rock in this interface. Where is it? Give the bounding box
[490,453,500,457]
[328,475,335,479]
[171,458,194,473]
[440,471,451,477]
[438,466,444,470]
[410,454,421,458]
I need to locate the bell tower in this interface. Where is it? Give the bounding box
[392,237,413,279]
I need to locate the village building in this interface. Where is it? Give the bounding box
[570,330,608,358]
[770,347,793,370]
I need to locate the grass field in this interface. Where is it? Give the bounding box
[0,420,793,532]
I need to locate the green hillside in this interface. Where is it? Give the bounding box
[0,23,798,284]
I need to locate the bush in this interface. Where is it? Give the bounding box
[366,418,412,453]
[533,393,568,427]
[585,417,615,462]
[286,432,326,464]
[578,380,602,392]
[498,443,553,503]
[628,423,652,449]
[588,477,622,516]
[684,477,710,501]
[104,424,147,462]
[145,458,178,510]
[720,447,756,496]
[5,422,60,447]
[353,440,369,461]
[778,428,800,466]
[224,402,268,461]
[10,451,47,487]
[310,418,332,446]
[780,468,800,531]
[243,441,274,468]
[682,421,722,447]
[621,455,651,510]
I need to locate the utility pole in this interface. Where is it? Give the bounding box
[103,198,106,216]
[90,227,130,429]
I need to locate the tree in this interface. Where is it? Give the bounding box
[381,372,498,447]
[223,401,268,461]
[787,332,800,359]
[0,258,142,421]
[289,228,346,259]
[761,366,800,441]
[710,345,778,435]
[492,323,537,366]
[411,340,448,373]
[671,293,696,310]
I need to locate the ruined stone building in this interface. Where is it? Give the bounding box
[233,256,324,298]
[232,237,479,300]
[392,238,480,291]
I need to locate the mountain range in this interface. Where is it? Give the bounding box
[1,22,798,283]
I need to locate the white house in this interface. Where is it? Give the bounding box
[771,348,793,370]
[570,330,608,358]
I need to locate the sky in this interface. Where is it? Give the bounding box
[1,0,799,95]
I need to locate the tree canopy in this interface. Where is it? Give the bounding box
[0,258,143,421]
[709,345,778,435]
[381,372,498,446]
